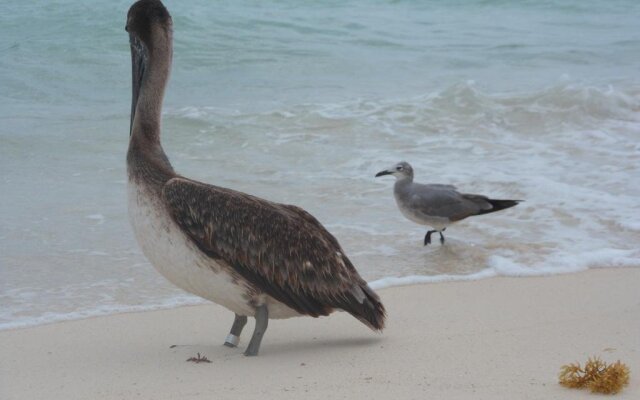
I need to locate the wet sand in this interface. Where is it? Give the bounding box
[1,268,638,399]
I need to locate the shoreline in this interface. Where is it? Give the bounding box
[1,268,638,399]
[5,266,639,333]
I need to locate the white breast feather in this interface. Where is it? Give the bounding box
[127,182,299,319]
[394,193,450,231]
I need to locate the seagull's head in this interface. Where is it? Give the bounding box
[375,161,414,181]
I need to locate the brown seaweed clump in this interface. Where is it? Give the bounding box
[559,357,630,394]
[186,353,211,364]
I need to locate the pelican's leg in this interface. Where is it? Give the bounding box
[244,304,269,357]
[224,314,248,348]
[424,230,436,246]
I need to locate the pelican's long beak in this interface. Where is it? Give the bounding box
[129,33,147,136]
[375,169,392,178]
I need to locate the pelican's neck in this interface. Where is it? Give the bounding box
[128,28,175,185]
[130,42,171,149]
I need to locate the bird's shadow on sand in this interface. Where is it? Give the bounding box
[173,336,383,359]
[262,336,383,357]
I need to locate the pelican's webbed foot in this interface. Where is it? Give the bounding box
[244,304,269,356]
[224,313,248,348]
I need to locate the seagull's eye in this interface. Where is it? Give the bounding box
[396,166,403,171]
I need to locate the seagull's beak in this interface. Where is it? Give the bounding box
[375,170,392,178]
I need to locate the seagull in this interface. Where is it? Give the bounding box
[375,161,521,245]
[125,0,385,356]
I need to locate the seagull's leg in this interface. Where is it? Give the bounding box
[439,230,445,244]
[424,230,436,246]
[244,304,269,356]
[224,313,248,348]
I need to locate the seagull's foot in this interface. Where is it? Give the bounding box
[439,231,445,245]
[424,230,436,246]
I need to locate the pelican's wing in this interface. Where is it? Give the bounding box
[162,177,385,329]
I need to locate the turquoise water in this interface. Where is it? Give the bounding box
[1,0,639,329]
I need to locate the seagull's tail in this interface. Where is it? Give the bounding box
[342,283,386,331]
[478,199,522,215]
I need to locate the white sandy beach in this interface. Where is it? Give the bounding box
[1,268,638,399]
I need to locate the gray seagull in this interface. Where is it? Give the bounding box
[375,161,521,245]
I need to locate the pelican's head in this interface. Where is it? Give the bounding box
[126,0,172,136]
[126,0,172,47]
[375,161,414,181]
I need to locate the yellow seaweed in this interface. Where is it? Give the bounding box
[559,357,630,394]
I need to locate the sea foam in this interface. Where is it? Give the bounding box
[2,0,639,330]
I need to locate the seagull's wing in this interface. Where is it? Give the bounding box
[161,177,385,329]
[424,183,457,190]
[408,184,491,221]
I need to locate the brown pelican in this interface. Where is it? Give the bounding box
[125,0,385,356]
[376,161,521,245]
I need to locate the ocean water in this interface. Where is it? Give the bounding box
[1,0,639,330]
